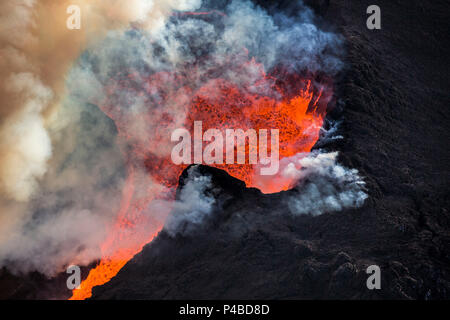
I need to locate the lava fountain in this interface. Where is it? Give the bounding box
[70,9,336,300]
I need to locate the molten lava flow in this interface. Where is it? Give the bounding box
[70,52,331,299]
[187,74,326,193]
[70,167,159,300]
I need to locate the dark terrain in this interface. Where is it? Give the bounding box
[91,0,450,299]
[1,0,449,299]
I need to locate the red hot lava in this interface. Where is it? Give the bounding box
[70,42,333,300]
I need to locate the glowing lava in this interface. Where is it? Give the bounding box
[70,53,331,300]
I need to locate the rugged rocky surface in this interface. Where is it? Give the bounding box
[91,0,450,300]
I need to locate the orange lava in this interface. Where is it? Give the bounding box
[188,74,325,192]
[70,55,331,300]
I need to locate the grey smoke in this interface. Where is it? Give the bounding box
[283,151,368,216]
[164,166,215,236]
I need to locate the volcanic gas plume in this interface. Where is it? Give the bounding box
[0,0,367,300]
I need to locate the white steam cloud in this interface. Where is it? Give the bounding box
[71,0,344,163]
[285,151,368,215]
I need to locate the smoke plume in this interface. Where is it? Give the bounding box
[0,0,202,275]
[285,151,368,215]
[164,166,215,236]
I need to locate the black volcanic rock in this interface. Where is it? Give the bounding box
[90,161,445,300]
[91,0,450,300]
